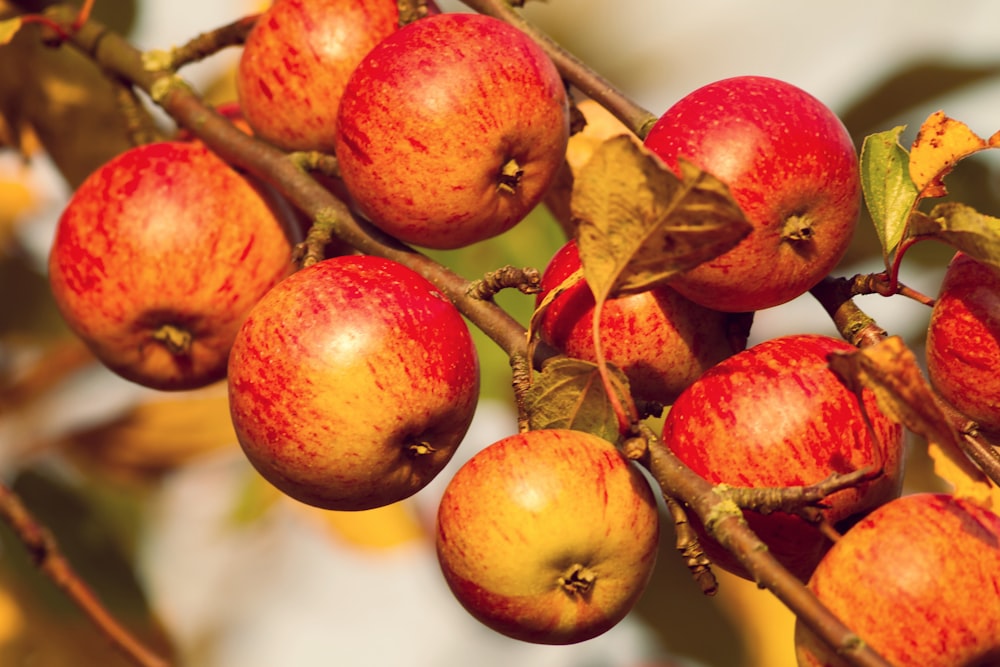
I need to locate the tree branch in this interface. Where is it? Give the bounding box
[0,481,170,667]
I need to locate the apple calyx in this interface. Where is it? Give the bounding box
[151,323,193,356]
[497,158,524,194]
[558,564,597,596]
[781,212,816,243]
[407,441,437,456]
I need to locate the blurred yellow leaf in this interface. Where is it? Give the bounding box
[928,441,1000,513]
[908,111,1000,199]
[0,16,21,46]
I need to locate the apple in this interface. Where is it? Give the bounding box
[925,251,1000,434]
[661,333,904,582]
[535,239,749,406]
[795,493,1000,667]
[235,0,399,153]
[643,75,861,312]
[435,428,660,644]
[47,140,298,391]
[227,254,480,511]
[334,12,570,249]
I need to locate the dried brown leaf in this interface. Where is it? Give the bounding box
[572,135,752,302]
[827,336,991,498]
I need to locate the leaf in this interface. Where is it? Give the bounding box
[927,441,1000,513]
[526,266,583,346]
[908,111,1000,199]
[826,336,992,502]
[859,126,918,264]
[522,357,632,444]
[572,134,752,301]
[907,202,1000,270]
[0,16,21,45]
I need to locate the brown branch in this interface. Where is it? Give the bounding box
[466,266,542,300]
[149,13,259,70]
[809,276,889,348]
[663,495,718,596]
[0,481,170,667]
[722,467,879,523]
[643,431,894,667]
[456,0,659,139]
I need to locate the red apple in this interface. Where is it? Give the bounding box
[227,255,480,511]
[796,493,1000,667]
[535,239,749,406]
[643,75,860,312]
[435,428,660,644]
[235,0,399,152]
[334,12,570,249]
[661,333,904,582]
[47,140,297,391]
[925,251,1000,434]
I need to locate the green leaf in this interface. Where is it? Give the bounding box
[860,126,919,265]
[908,202,1000,270]
[572,135,752,301]
[523,357,632,444]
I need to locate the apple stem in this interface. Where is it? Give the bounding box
[497,158,524,194]
[151,324,193,356]
[557,564,596,596]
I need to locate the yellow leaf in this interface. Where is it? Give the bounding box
[0,17,21,46]
[908,111,995,199]
[928,441,999,513]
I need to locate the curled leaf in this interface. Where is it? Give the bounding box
[572,134,752,301]
[908,111,1000,199]
[827,336,992,501]
[860,126,918,265]
[907,202,1000,271]
[522,357,632,444]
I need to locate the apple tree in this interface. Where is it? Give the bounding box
[1,1,999,666]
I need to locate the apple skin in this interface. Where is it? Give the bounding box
[435,428,660,644]
[535,239,749,405]
[47,140,297,391]
[925,251,1000,434]
[235,0,399,152]
[643,75,860,312]
[661,333,904,582]
[334,12,570,249]
[227,255,480,511]
[795,493,1000,667]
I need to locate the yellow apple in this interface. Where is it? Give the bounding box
[435,428,660,644]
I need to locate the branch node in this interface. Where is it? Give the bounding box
[466,266,541,300]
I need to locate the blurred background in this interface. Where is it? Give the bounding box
[2,0,1000,665]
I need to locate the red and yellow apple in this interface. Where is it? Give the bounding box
[334,12,570,249]
[643,75,860,312]
[227,255,480,511]
[796,493,1000,667]
[436,428,660,644]
[236,0,400,152]
[661,333,904,582]
[47,140,297,391]
[925,251,1000,434]
[535,239,749,405]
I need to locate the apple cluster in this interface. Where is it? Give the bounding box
[41,0,1000,662]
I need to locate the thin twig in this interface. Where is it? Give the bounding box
[0,482,170,667]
